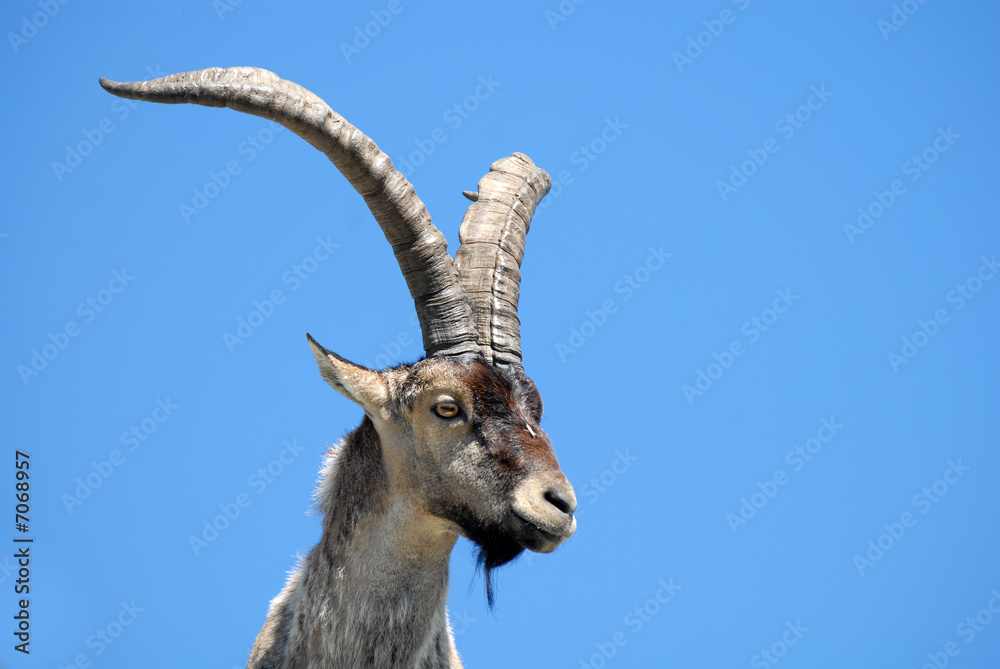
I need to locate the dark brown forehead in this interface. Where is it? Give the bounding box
[461,358,542,422]
[462,359,557,472]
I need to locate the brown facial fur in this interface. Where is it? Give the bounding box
[317,350,575,601]
[402,358,568,603]
[253,341,576,666]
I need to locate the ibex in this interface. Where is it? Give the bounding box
[100,67,576,668]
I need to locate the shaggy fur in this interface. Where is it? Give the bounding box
[246,354,576,668]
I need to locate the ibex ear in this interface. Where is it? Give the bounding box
[306,334,389,415]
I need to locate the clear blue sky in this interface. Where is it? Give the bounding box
[4,2,999,667]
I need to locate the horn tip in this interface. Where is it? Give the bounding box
[99,77,130,98]
[462,190,479,202]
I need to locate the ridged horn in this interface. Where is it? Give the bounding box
[454,153,551,368]
[99,67,480,359]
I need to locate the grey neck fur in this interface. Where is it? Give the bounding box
[247,417,463,668]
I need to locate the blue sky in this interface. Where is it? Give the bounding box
[4,1,999,667]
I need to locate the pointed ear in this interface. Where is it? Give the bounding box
[306,334,389,414]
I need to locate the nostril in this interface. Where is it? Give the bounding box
[544,488,575,516]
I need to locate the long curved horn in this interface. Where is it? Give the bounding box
[99,67,480,359]
[454,153,551,368]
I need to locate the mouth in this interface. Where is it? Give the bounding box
[446,505,575,607]
[513,511,576,553]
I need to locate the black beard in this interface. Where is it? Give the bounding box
[430,501,525,608]
[469,528,524,609]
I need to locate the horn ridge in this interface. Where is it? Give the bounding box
[455,153,551,367]
[100,67,480,358]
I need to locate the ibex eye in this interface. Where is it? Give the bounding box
[434,402,461,419]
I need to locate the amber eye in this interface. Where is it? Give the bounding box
[434,402,461,419]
